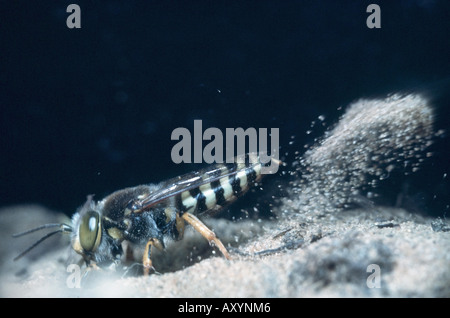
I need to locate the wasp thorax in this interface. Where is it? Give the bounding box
[79,210,102,252]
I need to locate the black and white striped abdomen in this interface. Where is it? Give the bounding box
[176,155,275,215]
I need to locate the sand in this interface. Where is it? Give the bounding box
[1,93,448,297]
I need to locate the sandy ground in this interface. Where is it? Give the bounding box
[1,94,448,297]
[0,202,448,298]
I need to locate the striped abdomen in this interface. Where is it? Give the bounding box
[177,155,275,216]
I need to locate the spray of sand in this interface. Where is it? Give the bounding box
[291,94,435,214]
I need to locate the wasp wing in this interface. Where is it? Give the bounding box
[135,153,270,212]
[135,162,238,211]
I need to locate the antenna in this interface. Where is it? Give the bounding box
[13,223,72,261]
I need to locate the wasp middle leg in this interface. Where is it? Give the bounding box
[142,238,164,275]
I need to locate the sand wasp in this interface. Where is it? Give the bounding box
[13,153,280,275]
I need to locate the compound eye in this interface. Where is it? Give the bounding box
[79,210,101,252]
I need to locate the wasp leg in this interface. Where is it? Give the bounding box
[142,238,164,275]
[175,212,185,239]
[181,212,231,260]
[125,243,134,263]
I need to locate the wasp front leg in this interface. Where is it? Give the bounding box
[142,238,164,275]
[181,212,231,260]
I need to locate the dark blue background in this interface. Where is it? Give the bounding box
[1,1,449,217]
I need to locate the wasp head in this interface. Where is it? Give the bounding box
[71,195,123,269]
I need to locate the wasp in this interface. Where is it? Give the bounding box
[13,154,280,275]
